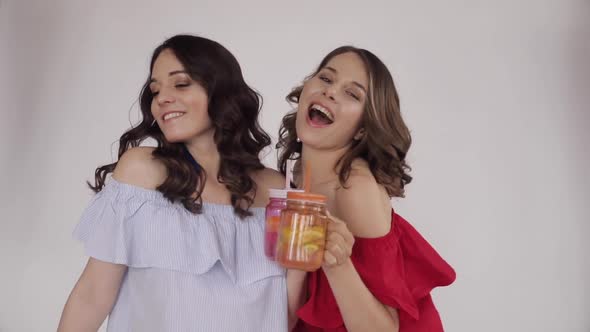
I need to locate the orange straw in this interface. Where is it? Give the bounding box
[303,160,311,192]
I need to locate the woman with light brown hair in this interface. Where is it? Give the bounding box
[278,46,456,332]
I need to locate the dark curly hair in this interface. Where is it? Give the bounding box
[89,35,270,217]
[277,46,412,197]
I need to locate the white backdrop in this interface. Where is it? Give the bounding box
[1,0,589,331]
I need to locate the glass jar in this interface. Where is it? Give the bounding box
[264,189,288,259]
[276,192,328,271]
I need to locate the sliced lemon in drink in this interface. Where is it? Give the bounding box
[303,243,320,254]
[301,229,324,243]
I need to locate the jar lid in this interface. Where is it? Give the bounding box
[287,191,327,203]
[268,188,303,199]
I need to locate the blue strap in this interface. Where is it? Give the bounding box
[183,145,201,171]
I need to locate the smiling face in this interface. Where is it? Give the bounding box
[295,52,369,151]
[278,46,412,198]
[149,49,212,143]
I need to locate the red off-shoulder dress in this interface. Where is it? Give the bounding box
[293,211,456,332]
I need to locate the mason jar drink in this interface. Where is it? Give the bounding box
[276,191,328,271]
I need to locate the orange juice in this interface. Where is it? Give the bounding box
[276,192,328,271]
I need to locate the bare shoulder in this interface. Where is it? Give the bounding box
[112,147,167,190]
[251,168,286,205]
[252,167,286,189]
[334,163,392,238]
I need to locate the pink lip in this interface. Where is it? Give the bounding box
[309,100,334,118]
[161,110,186,122]
[305,99,334,128]
[306,113,332,128]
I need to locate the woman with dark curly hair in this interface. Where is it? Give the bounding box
[277,46,456,332]
[58,35,301,331]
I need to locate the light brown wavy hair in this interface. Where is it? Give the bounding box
[89,35,270,218]
[277,46,412,197]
